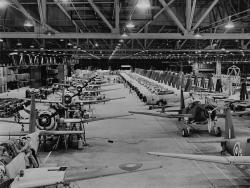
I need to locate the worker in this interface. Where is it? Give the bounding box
[185,75,192,92]
[215,79,223,92]
[240,79,248,101]
[208,75,214,92]
[200,76,206,88]
[0,146,11,165]
[15,137,38,168]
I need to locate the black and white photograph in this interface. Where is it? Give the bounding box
[1,0,250,187]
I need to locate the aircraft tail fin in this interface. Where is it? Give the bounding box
[224,108,235,139]
[179,89,185,114]
[29,93,36,133]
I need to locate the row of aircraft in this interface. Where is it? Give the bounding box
[2,70,250,187]
[0,74,163,188]
[122,70,250,184]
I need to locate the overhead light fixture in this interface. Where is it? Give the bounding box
[194,33,202,38]
[60,39,64,42]
[225,16,234,29]
[67,42,72,46]
[95,43,99,47]
[40,47,44,50]
[126,22,135,28]
[30,45,35,48]
[0,0,9,9]
[24,20,33,27]
[121,32,128,37]
[73,45,78,49]
[119,39,124,43]
[136,0,150,9]
[0,38,3,42]
[16,42,22,46]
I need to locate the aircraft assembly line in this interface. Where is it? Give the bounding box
[3,0,250,187]
[1,70,250,187]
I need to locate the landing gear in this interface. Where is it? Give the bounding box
[182,128,190,137]
[215,127,222,137]
[211,125,222,137]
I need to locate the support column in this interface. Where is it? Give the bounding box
[216,60,221,75]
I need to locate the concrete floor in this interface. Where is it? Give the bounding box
[1,83,250,187]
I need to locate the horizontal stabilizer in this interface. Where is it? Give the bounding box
[187,138,229,143]
[147,152,250,165]
[129,111,193,119]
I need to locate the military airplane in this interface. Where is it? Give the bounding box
[147,108,250,165]
[129,89,222,137]
[0,95,162,188]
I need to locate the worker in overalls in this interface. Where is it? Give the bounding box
[240,79,248,101]
[15,137,38,168]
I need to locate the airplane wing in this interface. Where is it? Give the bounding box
[149,104,178,110]
[0,131,29,136]
[129,111,193,119]
[74,97,125,104]
[0,131,86,137]
[187,138,229,143]
[40,131,85,135]
[147,152,250,165]
[16,98,61,104]
[85,88,122,93]
[0,119,29,124]
[10,161,162,188]
[60,114,132,124]
[217,111,250,117]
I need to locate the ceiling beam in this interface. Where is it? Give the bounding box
[137,0,175,34]
[2,32,250,40]
[53,0,79,30]
[11,0,58,33]
[115,0,120,33]
[192,0,219,31]
[158,0,187,34]
[186,0,191,31]
[188,0,196,31]
[37,0,46,25]
[87,0,115,33]
[7,48,250,53]
[53,1,99,49]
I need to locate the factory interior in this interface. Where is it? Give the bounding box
[2,0,250,187]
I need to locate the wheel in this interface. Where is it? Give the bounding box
[216,127,222,137]
[157,101,163,106]
[182,129,189,137]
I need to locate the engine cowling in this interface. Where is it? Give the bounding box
[64,93,73,104]
[36,109,57,130]
[76,85,82,93]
